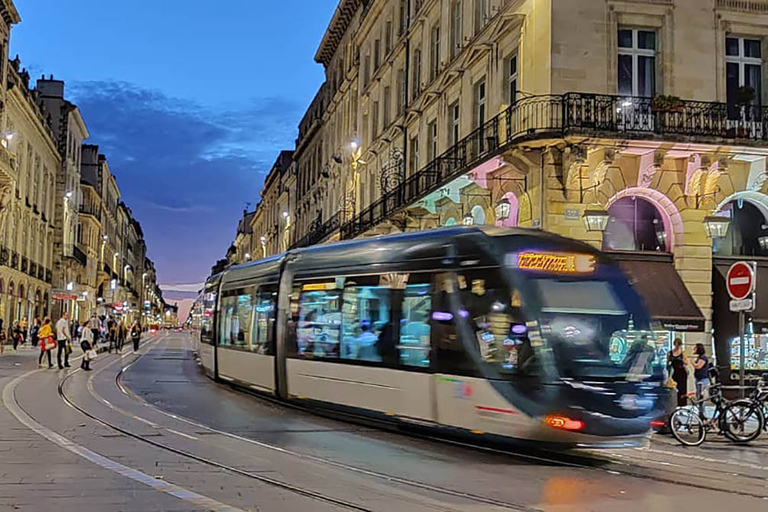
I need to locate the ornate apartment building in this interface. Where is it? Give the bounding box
[222,0,768,380]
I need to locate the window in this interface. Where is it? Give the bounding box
[385,20,393,54]
[399,0,407,35]
[383,86,391,127]
[374,39,381,70]
[363,52,371,88]
[726,37,762,112]
[451,0,462,57]
[409,135,419,174]
[474,0,487,34]
[295,281,343,359]
[252,286,277,354]
[341,275,390,362]
[430,25,440,81]
[427,120,438,161]
[450,101,460,146]
[618,28,656,97]
[507,54,518,105]
[473,78,486,129]
[219,291,254,349]
[397,69,406,115]
[399,277,432,368]
[372,101,379,138]
[412,47,422,98]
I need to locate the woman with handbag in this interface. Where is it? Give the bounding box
[38,318,55,369]
[80,320,95,371]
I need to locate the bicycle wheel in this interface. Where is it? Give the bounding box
[722,400,764,443]
[670,407,706,447]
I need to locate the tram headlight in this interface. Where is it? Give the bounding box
[544,414,585,432]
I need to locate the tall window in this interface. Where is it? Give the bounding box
[726,37,762,109]
[430,25,440,81]
[412,47,422,98]
[474,0,487,34]
[385,20,393,54]
[397,68,406,115]
[507,53,518,105]
[473,78,486,129]
[451,0,462,57]
[383,86,391,127]
[374,39,381,70]
[399,0,408,35]
[409,135,419,174]
[372,101,379,138]
[427,120,438,161]
[450,102,460,146]
[363,52,371,88]
[618,28,656,97]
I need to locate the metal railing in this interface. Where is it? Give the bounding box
[717,0,768,13]
[79,204,101,220]
[20,256,27,273]
[37,265,44,281]
[298,92,768,246]
[45,269,52,284]
[28,262,36,278]
[11,251,18,270]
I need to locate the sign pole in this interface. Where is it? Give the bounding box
[739,310,746,397]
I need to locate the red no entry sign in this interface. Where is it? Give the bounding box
[727,262,755,300]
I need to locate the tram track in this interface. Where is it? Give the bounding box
[60,334,536,512]
[114,334,768,503]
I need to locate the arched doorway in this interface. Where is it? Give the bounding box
[470,205,486,225]
[603,196,669,252]
[444,217,457,226]
[713,199,768,257]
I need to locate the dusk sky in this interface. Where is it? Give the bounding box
[11,0,337,290]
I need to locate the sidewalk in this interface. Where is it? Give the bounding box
[0,341,110,372]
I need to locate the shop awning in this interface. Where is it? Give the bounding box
[610,252,706,332]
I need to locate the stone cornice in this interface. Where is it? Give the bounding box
[315,0,362,67]
[0,0,20,26]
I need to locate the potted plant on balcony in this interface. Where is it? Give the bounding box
[650,95,684,113]
[726,86,757,138]
[734,86,756,107]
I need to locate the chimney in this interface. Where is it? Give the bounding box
[36,77,65,99]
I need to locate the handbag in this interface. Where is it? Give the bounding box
[86,349,97,360]
[44,337,56,351]
[65,342,72,355]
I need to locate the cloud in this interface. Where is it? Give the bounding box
[68,81,302,283]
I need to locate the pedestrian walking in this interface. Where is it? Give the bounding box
[11,321,22,350]
[20,317,28,345]
[90,314,100,346]
[117,320,126,352]
[38,318,55,369]
[693,343,711,419]
[56,312,72,369]
[666,338,688,406]
[30,318,40,348]
[0,319,5,356]
[80,319,95,371]
[107,316,117,353]
[130,320,142,353]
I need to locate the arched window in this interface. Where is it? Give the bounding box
[714,200,768,257]
[471,205,486,225]
[444,217,457,226]
[603,196,668,252]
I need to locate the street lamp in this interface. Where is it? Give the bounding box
[759,235,768,251]
[462,212,474,226]
[582,206,611,233]
[703,215,730,239]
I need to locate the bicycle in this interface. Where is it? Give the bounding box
[669,383,764,446]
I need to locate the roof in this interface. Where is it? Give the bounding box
[0,0,20,25]
[314,0,362,67]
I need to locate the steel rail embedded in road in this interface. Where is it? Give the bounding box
[55,336,375,512]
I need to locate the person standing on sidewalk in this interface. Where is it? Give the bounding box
[30,318,40,348]
[667,338,688,406]
[56,312,72,369]
[0,319,5,356]
[130,320,142,353]
[80,319,94,371]
[20,317,28,345]
[11,321,22,350]
[693,343,711,419]
[38,318,55,369]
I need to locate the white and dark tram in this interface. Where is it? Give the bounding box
[198,227,670,448]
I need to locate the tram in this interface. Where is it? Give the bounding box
[197,227,668,448]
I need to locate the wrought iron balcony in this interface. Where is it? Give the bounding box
[301,92,768,246]
[293,212,341,249]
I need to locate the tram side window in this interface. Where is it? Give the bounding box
[219,291,254,350]
[456,269,532,375]
[296,281,342,359]
[201,292,216,345]
[341,276,389,362]
[251,286,277,355]
[399,275,432,368]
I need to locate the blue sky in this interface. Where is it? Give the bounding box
[11,0,337,287]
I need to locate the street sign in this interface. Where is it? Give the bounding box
[730,298,754,312]
[726,261,756,300]
[52,294,78,301]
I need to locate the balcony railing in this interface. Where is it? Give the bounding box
[37,265,44,281]
[11,251,18,270]
[0,247,8,266]
[717,0,768,14]
[79,204,101,220]
[71,245,87,267]
[45,269,52,284]
[20,256,27,273]
[298,92,768,246]
[294,212,341,249]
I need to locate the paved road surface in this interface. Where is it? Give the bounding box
[0,332,766,511]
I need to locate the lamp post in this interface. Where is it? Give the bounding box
[495,198,511,222]
[582,206,611,233]
[703,215,731,239]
